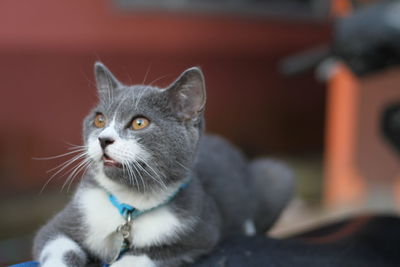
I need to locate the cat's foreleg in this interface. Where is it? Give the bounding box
[37,234,87,267]
[33,206,87,267]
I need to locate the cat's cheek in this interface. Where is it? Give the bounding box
[87,136,103,161]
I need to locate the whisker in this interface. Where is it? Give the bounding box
[33,148,86,160]
[142,63,152,85]
[131,161,146,193]
[134,88,147,110]
[46,153,87,174]
[148,74,170,87]
[61,158,91,192]
[134,157,167,190]
[176,161,190,172]
[136,154,166,179]
[39,152,88,194]
[67,161,92,192]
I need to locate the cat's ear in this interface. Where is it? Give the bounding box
[94,62,122,97]
[166,67,206,120]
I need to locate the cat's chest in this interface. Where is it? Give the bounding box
[78,187,185,259]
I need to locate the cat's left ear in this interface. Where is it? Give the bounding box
[94,62,122,97]
[166,67,206,121]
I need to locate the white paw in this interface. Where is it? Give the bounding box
[110,255,156,267]
[39,235,85,267]
[41,258,68,267]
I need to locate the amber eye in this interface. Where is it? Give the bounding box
[94,113,106,128]
[131,117,150,130]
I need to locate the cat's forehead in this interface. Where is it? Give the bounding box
[97,85,165,118]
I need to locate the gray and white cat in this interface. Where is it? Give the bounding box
[33,62,294,267]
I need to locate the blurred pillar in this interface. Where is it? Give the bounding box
[330,0,352,17]
[324,63,366,208]
[324,65,400,210]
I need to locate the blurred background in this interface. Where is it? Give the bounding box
[1,0,400,265]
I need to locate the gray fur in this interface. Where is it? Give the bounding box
[33,62,294,266]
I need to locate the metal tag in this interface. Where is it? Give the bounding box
[104,213,133,264]
[103,231,125,264]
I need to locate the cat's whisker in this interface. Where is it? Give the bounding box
[176,161,190,172]
[67,161,92,193]
[134,87,147,110]
[123,162,137,190]
[61,157,92,192]
[134,158,167,190]
[148,74,170,87]
[129,163,142,192]
[142,63,152,85]
[46,152,88,174]
[131,161,146,193]
[122,164,131,186]
[66,145,87,151]
[33,148,86,161]
[39,152,88,194]
[63,141,87,149]
[136,154,167,180]
[124,163,134,187]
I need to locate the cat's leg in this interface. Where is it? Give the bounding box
[38,235,86,267]
[33,205,88,267]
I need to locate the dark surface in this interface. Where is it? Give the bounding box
[193,215,400,267]
[10,215,400,266]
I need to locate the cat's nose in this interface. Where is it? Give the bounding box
[99,137,115,150]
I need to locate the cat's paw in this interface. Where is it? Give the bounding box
[110,255,156,267]
[39,235,86,267]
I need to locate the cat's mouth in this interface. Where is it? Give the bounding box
[102,153,122,168]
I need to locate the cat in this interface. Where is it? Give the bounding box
[33,62,294,267]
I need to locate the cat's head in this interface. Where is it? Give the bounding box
[83,62,206,192]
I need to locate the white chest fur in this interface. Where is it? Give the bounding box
[78,187,187,260]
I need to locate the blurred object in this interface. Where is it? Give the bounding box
[279,44,331,76]
[323,0,400,211]
[334,0,400,76]
[116,0,331,19]
[381,102,400,156]
[323,65,400,210]
[323,63,366,208]
[280,0,400,77]
[281,0,400,211]
[330,0,352,17]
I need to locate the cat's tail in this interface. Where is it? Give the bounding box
[249,158,295,233]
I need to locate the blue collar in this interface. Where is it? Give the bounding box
[108,180,190,220]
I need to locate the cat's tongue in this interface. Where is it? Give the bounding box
[102,154,122,168]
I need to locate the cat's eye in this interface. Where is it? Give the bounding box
[94,113,106,128]
[131,117,150,130]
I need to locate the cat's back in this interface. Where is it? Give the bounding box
[194,134,257,236]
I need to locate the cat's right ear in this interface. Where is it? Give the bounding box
[165,67,206,121]
[94,62,122,97]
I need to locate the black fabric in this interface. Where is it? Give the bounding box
[193,215,400,267]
